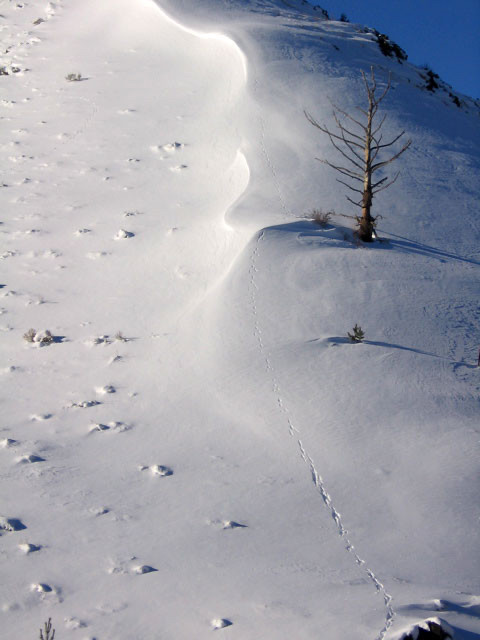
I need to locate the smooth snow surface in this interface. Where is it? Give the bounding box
[1,0,479,639]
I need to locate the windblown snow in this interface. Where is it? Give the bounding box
[1,0,479,639]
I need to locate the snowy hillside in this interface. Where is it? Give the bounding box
[1,0,479,639]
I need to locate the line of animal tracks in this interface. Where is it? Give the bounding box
[249,201,396,639]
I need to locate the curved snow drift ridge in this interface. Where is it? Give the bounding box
[151,2,395,638]
[150,0,252,293]
[150,1,248,81]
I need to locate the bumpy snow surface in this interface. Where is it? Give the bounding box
[1,0,479,638]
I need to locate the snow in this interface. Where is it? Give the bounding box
[1,0,479,639]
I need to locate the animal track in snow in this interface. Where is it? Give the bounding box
[0,516,27,532]
[1,366,20,374]
[1,251,19,260]
[90,506,110,517]
[75,228,91,236]
[68,400,101,409]
[89,421,129,434]
[211,618,233,629]
[85,335,110,346]
[222,520,248,529]
[95,385,116,395]
[139,464,173,477]
[43,249,61,258]
[169,164,188,172]
[30,583,53,593]
[114,229,134,240]
[64,617,87,630]
[86,251,109,260]
[25,296,47,307]
[16,454,45,464]
[0,438,19,448]
[89,423,110,433]
[174,266,190,279]
[133,565,157,575]
[162,142,185,152]
[19,543,42,554]
[30,413,53,421]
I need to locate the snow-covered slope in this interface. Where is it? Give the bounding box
[1,1,479,639]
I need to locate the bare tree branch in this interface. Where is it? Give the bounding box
[375,130,407,149]
[327,132,365,170]
[372,172,400,194]
[371,139,411,172]
[329,102,367,135]
[372,113,387,136]
[371,175,389,190]
[345,195,363,208]
[336,178,364,194]
[332,112,364,148]
[317,158,363,180]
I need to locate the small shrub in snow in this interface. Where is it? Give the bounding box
[23,329,54,345]
[65,72,82,82]
[424,68,440,92]
[449,92,461,108]
[39,618,55,640]
[23,328,36,343]
[348,324,365,343]
[309,208,333,227]
[374,31,408,62]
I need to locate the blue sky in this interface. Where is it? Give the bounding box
[315,0,480,99]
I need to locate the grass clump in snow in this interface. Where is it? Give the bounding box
[39,618,55,640]
[65,72,83,82]
[422,67,440,92]
[348,324,365,343]
[308,208,334,227]
[23,329,54,345]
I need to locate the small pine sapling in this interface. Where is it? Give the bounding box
[348,324,365,343]
[40,618,55,640]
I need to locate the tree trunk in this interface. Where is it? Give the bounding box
[359,106,374,242]
[359,184,374,242]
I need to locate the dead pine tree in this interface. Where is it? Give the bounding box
[305,67,411,242]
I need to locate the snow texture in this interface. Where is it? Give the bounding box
[1,0,479,638]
